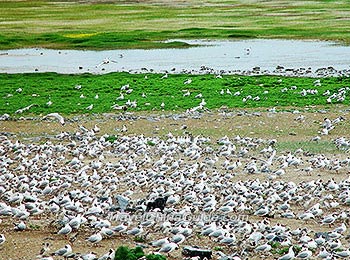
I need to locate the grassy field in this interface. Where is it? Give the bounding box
[1,72,349,115]
[0,0,350,49]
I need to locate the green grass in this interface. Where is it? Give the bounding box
[276,140,340,154]
[0,73,350,114]
[1,72,349,115]
[0,0,350,49]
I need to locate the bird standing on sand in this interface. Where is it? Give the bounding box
[98,248,115,260]
[86,232,103,246]
[14,221,26,231]
[58,223,72,236]
[38,242,51,257]
[43,113,65,125]
[0,234,5,246]
[52,244,72,257]
[158,242,178,254]
[295,247,312,259]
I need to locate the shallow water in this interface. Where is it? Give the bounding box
[1,39,350,74]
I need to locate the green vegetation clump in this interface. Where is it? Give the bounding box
[105,135,118,143]
[270,243,302,256]
[1,72,349,115]
[133,236,147,243]
[114,246,166,260]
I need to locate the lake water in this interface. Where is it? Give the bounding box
[1,39,350,75]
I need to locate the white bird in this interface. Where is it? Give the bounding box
[14,221,26,231]
[112,223,128,233]
[0,234,5,246]
[333,223,347,234]
[171,234,186,244]
[116,92,124,100]
[321,214,336,226]
[98,249,115,260]
[278,246,294,260]
[219,234,236,245]
[15,103,35,114]
[86,104,94,110]
[158,242,178,254]
[126,226,143,236]
[255,242,272,252]
[152,237,169,247]
[101,227,114,238]
[43,113,65,125]
[121,124,128,132]
[334,248,350,258]
[184,79,192,84]
[317,246,330,259]
[295,247,312,259]
[96,58,117,67]
[81,252,98,260]
[86,232,103,245]
[38,242,51,257]
[57,223,72,236]
[52,244,72,257]
[93,124,100,133]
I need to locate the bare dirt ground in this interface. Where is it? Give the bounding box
[0,107,349,259]
[2,107,349,141]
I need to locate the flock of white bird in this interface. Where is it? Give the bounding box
[1,73,350,259]
[9,73,350,118]
[0,105,350,260]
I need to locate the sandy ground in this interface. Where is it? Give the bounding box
[2,107,349,141]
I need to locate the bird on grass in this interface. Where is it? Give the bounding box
[43,113,65,125]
